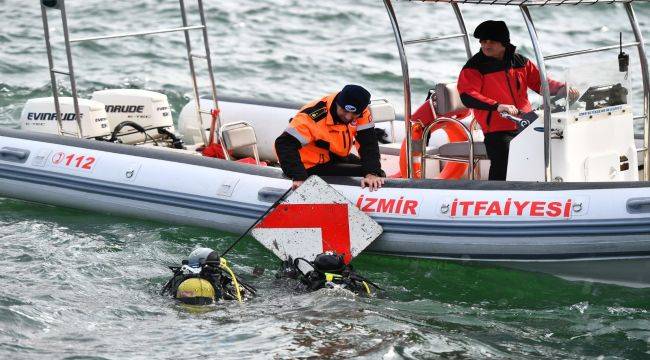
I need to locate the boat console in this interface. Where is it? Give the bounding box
[508,60,638,182]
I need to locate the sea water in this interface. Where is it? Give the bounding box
[1,1,650,358]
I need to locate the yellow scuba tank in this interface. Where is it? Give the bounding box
[175,277,216,305]
[161,247,256,305]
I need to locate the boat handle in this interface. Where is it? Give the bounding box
[258,187,288,203]
[0,147,30,163]
[626,198,650,214]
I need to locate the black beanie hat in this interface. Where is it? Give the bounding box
[474,20,510,45]
[336,85,371,114]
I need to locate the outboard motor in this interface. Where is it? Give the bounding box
[20,97,110,139]
[91,89,182,148]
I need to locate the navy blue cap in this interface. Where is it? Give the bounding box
[474,20,510,45]
[335,85,371,114]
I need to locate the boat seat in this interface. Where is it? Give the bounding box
[434,82,467,115]
[219,121,261,165]
[378,142,402,156]
[379,141,487,159]
[369,99,396,143]
[428,141,487,159]
[423,82,484,179]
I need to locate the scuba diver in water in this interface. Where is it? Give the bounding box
[276,251,381,296]
[161,247,256,305]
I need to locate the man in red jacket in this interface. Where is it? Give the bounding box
[457,20,577,180]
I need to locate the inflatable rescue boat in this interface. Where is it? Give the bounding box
[1,0,650,287]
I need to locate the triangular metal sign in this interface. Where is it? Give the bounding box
[251,176,383,264]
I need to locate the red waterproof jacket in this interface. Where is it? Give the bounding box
[457,45,564,133]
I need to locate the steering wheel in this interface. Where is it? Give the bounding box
[500,111,538,131]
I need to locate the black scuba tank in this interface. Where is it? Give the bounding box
[312,252,345,273]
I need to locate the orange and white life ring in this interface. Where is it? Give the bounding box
[399,101,471,179]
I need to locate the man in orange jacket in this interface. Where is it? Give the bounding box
[275,85,385,191]
[457,20,577,180]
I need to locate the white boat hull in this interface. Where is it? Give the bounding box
[2,127,650,287]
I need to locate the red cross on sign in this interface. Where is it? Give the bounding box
[255,203,352,263]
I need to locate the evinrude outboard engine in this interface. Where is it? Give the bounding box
[91,89,183,148]
[20,97,110,139]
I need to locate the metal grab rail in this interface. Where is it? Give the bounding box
[383,0,473,179]
[545,42,640,61]
[39,0,220,145]
[420,116,478,180]
[452,3,473,60]
[625,3,650,181]
[404,33,467,45]
[69,25,205,43]
[425,88,479,179]
[41,0,81,137]
[188,0,221,147]
[520,5,553,182]
[384,0,413,178]
[50,69,71,75]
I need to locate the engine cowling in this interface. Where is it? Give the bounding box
[91,89,174,144]
[20,97,110,138]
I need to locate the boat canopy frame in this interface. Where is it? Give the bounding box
[384,0,650,181]
[39,0,222,145]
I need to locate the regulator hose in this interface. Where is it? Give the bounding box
[219,258,243,303]
[108,121,158,145]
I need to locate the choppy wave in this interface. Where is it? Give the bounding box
[1,200,650,359]
[1,1,650,359]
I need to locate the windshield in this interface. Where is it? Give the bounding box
[552,59,632,116]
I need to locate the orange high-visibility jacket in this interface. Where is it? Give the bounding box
[287,93,373,168]
[275,92,381,180]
